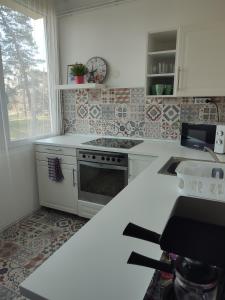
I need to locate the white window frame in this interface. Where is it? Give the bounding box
[0,3,55,148]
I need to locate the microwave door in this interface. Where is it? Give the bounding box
[181,123,216,150]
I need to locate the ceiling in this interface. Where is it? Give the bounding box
[54,0,127,15]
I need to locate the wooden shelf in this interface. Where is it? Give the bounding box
[56,83,105,90]
[147,73,175,78]
[148,50,176,56]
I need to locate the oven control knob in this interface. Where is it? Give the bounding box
[92,155,96,159]
[101,156,105,160]
[112,157,115,162]
[117,158,121,163]
[217,131,224,136]
[82,154,86,158]
[216,139,223,144]
[106,157,110,161]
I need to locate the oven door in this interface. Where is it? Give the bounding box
[78,161,128,205]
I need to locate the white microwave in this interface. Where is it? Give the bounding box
[181,123,225,154]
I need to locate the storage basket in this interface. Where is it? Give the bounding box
[175,160,225,201]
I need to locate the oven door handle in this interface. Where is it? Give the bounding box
[78,161,128,171]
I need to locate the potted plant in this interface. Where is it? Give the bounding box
[70,63,88,84]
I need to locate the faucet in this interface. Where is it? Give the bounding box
[204,146,220,162]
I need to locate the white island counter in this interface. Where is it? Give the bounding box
[20,135,224,300]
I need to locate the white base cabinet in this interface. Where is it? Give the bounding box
[35,144,156,219]
[35,145,78,215]
[37,162,78,214]
[128,154,156,182]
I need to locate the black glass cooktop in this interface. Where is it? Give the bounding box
[83,138,143,149]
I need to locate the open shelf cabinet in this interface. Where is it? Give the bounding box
[146,29,178,96]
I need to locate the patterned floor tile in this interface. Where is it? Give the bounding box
[0,284,19,300]
[0,208,87,298]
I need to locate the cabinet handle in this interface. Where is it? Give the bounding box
[46,148,62,152]
[177,67,181,91]
[73,168,76,186]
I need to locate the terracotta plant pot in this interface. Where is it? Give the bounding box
[75,76,85,84]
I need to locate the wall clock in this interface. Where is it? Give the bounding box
[86,57,108,83]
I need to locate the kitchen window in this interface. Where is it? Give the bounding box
[0,4,52,143]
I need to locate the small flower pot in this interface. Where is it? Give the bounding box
[75,76,85,84]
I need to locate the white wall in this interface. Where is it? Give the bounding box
[58,0,225,87]
[0,145,39,230]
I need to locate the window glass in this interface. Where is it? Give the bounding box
[0,5,51,141]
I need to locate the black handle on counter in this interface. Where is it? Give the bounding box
[123,223,161,244]
[128,251,173,274]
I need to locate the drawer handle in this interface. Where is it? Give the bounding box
[73,168,76,186]
[46,148,62,152]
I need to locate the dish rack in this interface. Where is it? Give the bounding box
[175,160,225,201]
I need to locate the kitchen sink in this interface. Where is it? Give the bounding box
[158,156,212,176]
[158,157,188,176]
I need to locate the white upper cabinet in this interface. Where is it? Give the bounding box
[177,22,225,97]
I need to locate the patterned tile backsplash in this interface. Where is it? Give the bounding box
[63,88,225,140]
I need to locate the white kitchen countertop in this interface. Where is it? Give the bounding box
[21,134,225,300]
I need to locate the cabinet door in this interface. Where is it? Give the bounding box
[37,162,78,214]
[129,155,155,182]
[177,22,225,96]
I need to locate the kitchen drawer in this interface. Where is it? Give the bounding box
[78,200,104,219]
[36,152,77,166]
[35,144,76,156]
